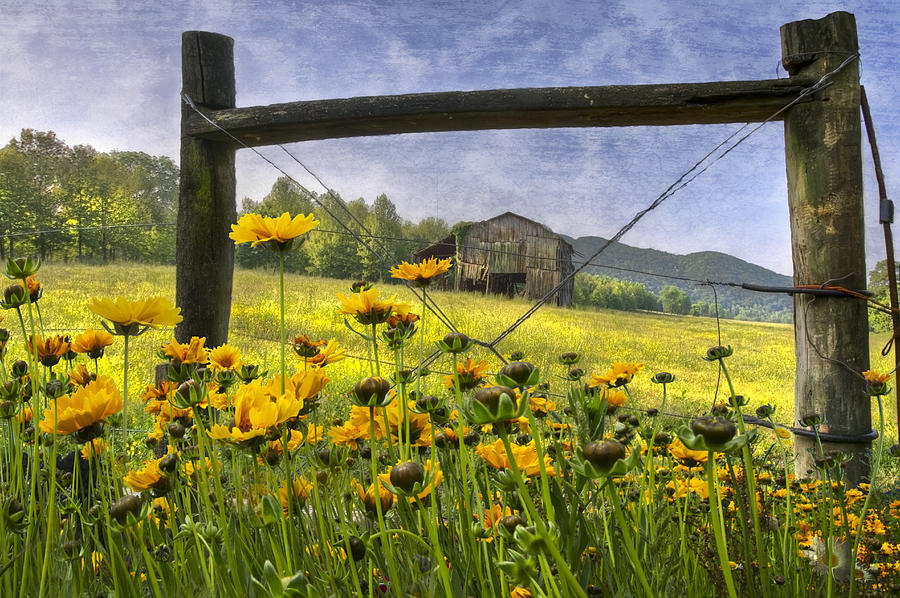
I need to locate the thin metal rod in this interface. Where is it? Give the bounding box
[860,85,900,433]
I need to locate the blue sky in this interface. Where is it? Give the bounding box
[2,0,898,275]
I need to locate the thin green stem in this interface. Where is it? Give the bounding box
[414,495,454,598]
[705,453,738,598]
[767,416,794,579]
[279,252,286,395]
[719,359,770,592]
[848,394,886,598]
[496,427,587,598]
[122,333,130,452]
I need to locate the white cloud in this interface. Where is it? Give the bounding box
[2,0,898,278]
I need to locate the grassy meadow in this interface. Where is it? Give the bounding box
[4,259,900,597]
[14,261,897,443]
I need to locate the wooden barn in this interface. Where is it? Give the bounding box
[414,212,574,306]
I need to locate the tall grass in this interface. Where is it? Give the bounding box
[3,259,899,597]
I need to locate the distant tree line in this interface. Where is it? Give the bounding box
[573,273,796,322]
[0,130,450,275]
[13,129,881,325]
[0,129,179,263]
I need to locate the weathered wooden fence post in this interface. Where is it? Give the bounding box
[781,12,871,485]
[176,31,237,346]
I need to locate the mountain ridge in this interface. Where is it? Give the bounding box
[564,235,793,322]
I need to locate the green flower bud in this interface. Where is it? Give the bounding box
[350,376,392,408]
[167,421,186,439]
[346,535,366,561]
[44,379,68,400]
[755,404,776,418]
[110,495,143,525]
[497,362,539,388]
[704,345,734,361]
[1,284,27,309]
[72,421,104,444]
[498,514,526,535]
[159,453,178,474]
[437,332,472,354]
[11,360,28,378]
[799,413,821,427]
[728,394,749,408]
[392,368,417,385]
[690,417,737,449]
[389,461,425,494]
[173,379,205,408]
[465,386,524,424]
[559,352,580,365]
[5,257,40,280]
[581,440,626,473]
[237,364,265,383]
[651,371,675,384]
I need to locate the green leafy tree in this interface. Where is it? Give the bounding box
[306,191,364,280]
[0,146,34,259]
[110,151,179,262]
[659,285,692,315]
[360,193,403,280]
[1,129,71,259]
[573,274,660,312]
[1,130,180,264]
[404,217,450,245]
[869,259,899,332]
[57,144,102,260]
[690,300,714,317]
[573,273,598,306]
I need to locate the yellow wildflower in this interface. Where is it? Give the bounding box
[337,287,398,325]
[476,438,555,477]
[588,361,644,387]
[389,257,452,287]
[209,344,242,370]
[72,327,114,358]
[87,296,181,332]
[39,376,123,436]
[161,336,208,365]
[229,212,319,250]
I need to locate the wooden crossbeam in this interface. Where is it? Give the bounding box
[184,78,812,146]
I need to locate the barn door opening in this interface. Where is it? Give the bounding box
[489,272,527,297]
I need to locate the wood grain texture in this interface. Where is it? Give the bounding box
[176,31,237,347]
[183,79,812,147]
[782,12,870,485]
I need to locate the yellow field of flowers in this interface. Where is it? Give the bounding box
[22,262,896,439]
[4,256,900,597]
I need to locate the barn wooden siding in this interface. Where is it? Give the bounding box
[454,212,573,306]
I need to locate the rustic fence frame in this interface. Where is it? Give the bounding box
[177,11,871,482]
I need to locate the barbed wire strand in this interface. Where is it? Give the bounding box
[181,93,459,334]
[30,56,861,406]
[4,220,884,308]
[486,53,859,350]
[267,146,467,333]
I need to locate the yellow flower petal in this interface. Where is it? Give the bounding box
[229,212,319,248]
[87,296,182,329]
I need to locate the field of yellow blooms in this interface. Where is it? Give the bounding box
[0,213,898,597]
